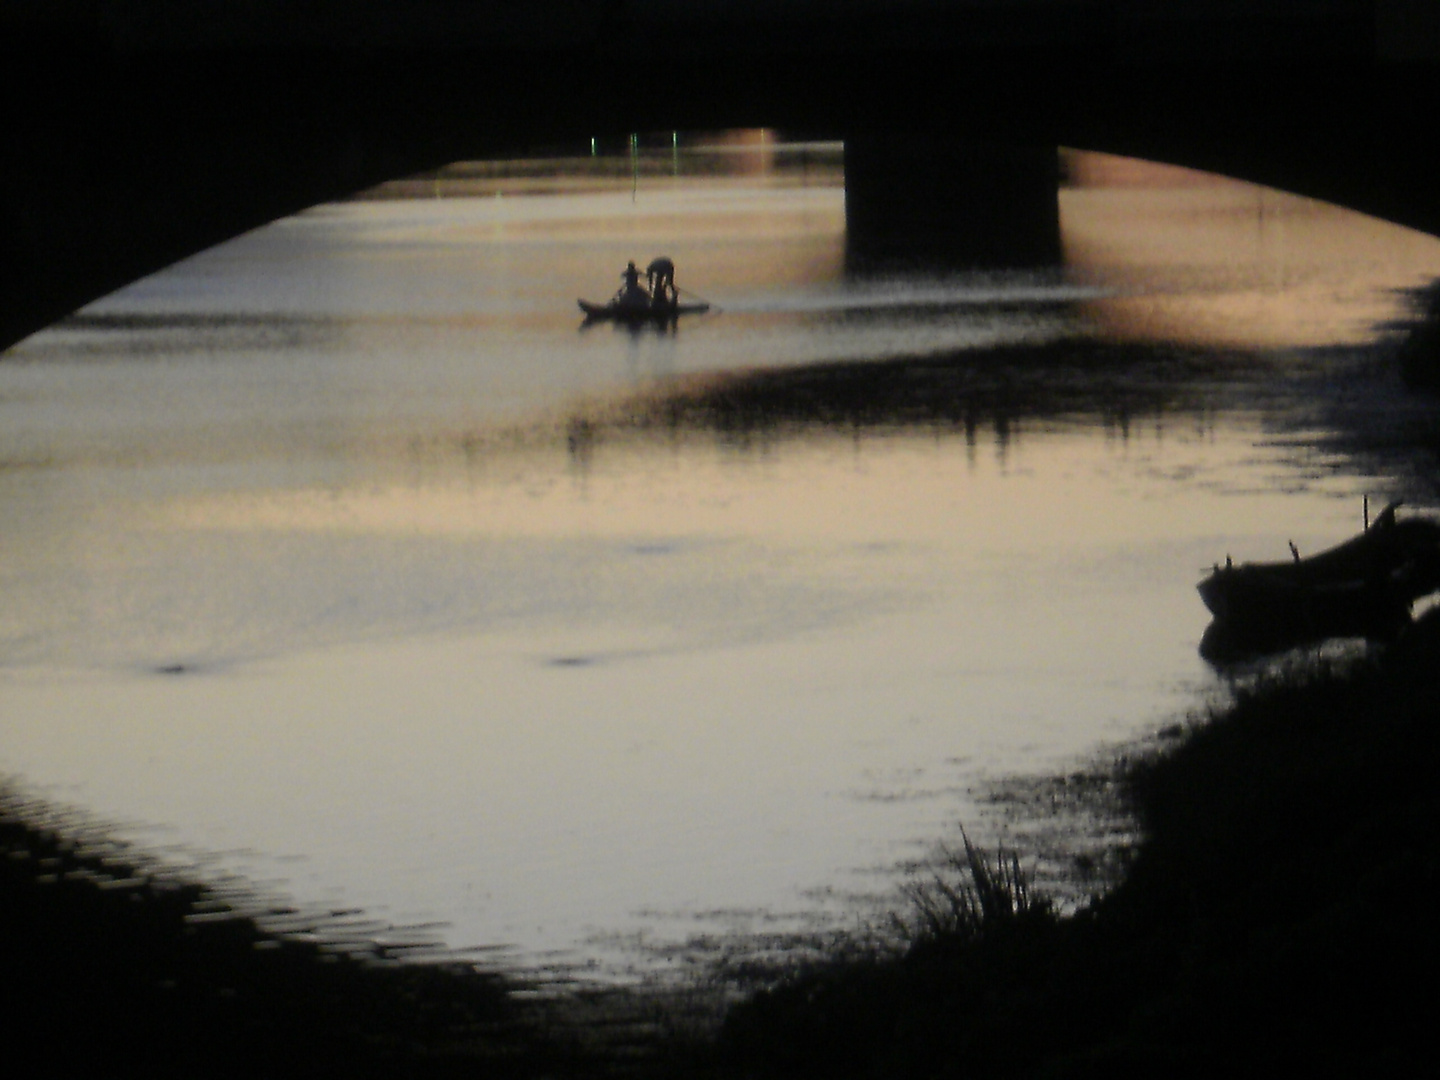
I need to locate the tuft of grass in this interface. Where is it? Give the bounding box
[893,829,1048,944]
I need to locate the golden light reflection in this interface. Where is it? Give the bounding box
[160,418,1326,560]
[1061,150,1440,348]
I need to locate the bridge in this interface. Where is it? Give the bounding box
[4,1,1440,349]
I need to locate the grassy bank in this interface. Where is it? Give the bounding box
[716,614,1440,1077]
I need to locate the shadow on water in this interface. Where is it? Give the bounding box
[577,314,681,339]
[0,785,722,1079]
[542,290,1440,501]
[1,785,503,1078]
[567,336,1252,454]
[34,311,347,357]
[1198,612,1409,667]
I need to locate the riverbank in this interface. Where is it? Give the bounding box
[715,607,1440,1077]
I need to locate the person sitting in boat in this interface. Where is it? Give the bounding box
[616,261,649,310]
[646,256,676,306]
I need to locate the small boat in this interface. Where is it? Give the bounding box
[1196,501,1440,657]
[581,258,710,325]
[577,296,710,324]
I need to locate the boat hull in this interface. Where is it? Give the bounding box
[1199,568,1412,635]
[1196,503,1440,658]
[578,298,710,323]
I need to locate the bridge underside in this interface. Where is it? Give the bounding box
[4,14,1440,347]
[845,138,1062,270]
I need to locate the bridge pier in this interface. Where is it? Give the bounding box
[844,136,1061,271]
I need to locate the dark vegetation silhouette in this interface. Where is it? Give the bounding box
[0,793,713,1079]
[1,797,511,1078]
[603,337,1241,443]
[718,612,1440,1077]
[1397,278,1440,391]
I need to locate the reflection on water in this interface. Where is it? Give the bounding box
[1063,151,1440,348]
[3,145,1440,977]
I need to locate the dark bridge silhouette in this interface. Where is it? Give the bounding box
[4,1,1440,349]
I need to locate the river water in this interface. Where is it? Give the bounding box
[3,141,1440,979]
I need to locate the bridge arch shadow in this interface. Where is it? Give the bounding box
[5,23,1440,349]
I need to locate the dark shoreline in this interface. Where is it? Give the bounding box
[705,321,1440,1075]
[717,615,1440,1076]
[0,788,515,1078]
[1,784,728,1077]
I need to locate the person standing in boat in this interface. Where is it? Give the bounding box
[646,256,676,307]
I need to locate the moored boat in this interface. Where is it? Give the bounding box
[1196,501,1440,656]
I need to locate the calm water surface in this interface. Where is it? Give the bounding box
[4,146,1440,976]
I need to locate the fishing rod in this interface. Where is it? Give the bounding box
[674,285,715,308]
